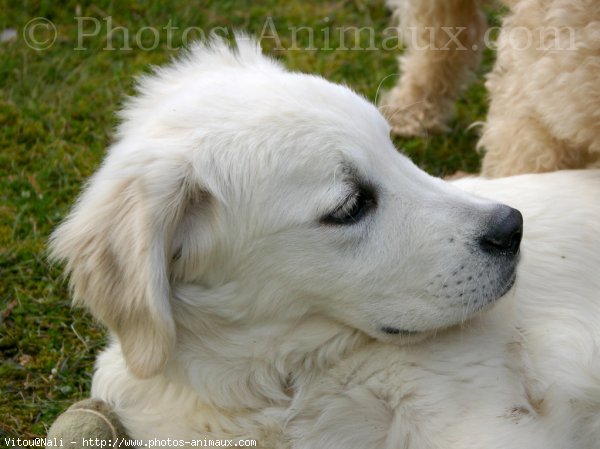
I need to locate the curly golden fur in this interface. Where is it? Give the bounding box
[381,0,600,177]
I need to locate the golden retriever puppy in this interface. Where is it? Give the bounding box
[51,38,600,448]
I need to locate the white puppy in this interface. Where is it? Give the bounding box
[50,38,600,448]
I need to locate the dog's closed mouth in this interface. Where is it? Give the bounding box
[380,326,419,336]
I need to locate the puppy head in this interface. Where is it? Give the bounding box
[51,37,521,377]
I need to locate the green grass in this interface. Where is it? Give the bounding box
[0,0,499,436]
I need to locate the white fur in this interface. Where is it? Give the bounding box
[51,39,600,448]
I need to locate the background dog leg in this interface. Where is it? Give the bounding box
[380,0,487,136]
[479,109,574,177]
[479,0,600,177]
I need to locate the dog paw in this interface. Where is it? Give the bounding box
[378,87,452,137]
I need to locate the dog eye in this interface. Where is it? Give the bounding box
[322,187,376,225]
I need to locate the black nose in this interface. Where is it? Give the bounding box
[479,206,523,256]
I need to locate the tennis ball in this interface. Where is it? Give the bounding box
[46,399,129,448]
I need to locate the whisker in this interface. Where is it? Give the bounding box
[373,72,402,106]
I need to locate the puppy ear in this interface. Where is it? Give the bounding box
[50,155,200,378]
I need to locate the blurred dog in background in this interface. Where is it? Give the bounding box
[380,0,600,177]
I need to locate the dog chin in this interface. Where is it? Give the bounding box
[375,275,518,346]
